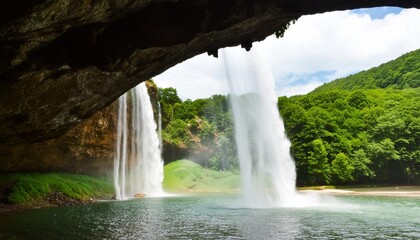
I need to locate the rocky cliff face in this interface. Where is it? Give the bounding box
[0,102,117,175]
[1,0,419,174]
[0,81,158,175]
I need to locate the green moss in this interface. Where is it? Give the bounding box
[163,160,240,193]
[0,173,114,205]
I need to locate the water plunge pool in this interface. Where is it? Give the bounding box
[1,194,419,239]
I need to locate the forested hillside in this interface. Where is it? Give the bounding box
[158,49,420,186]
[279,88,419,185]
[280,49,420,186]
[314,49,420,91]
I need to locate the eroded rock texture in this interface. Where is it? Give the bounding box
[0,81,158,175]
[0,101,117,174]
[1,0,419,173]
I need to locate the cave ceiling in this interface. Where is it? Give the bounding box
[1,0,419,145]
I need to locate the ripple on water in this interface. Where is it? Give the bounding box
[0,194,419,239]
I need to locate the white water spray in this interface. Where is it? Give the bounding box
[223,49,298,208]
[114,82,164,200]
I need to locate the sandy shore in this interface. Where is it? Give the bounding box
[300,186,420,197]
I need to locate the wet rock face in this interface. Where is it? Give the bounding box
[0,102,117,175]
[0,81,159,175]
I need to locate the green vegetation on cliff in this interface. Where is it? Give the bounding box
[163,160,239,193]
[0,173,114,207]
[159,90,238,171]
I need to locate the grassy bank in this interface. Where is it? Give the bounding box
[163,160,240,193]
[0,160,238,209]
[0,173,114,208]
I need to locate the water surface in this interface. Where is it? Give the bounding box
[1,194,419,239]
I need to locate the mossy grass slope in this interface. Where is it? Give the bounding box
[0,173,114,206]
[163,160,240,193]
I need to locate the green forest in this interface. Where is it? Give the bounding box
[158,88,238,172]
[159,49,420,186]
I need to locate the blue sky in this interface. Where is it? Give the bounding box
[352,7,403,19]
[154,7,420,100]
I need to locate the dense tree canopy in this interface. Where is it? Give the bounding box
[279,88,420,185]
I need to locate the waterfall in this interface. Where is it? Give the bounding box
[114,82,164,200]
[157,101,163,152]
[114,94,128,200]
[223,49,297,208]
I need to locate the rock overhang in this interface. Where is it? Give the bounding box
[1,0,419,145]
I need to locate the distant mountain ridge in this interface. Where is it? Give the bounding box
[314,48,420,92]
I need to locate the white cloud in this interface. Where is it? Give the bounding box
[277,81,324,97]
[154,54,229,100]
[154,8,420,99]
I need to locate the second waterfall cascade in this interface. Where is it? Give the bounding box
[223,48,340,208]
[223,48,298,208]
[114,82,164,200]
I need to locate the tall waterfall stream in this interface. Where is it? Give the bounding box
[114,82,164,199]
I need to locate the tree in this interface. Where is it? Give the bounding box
[308,139,331,185]
[172,100,199,120]
[351,149,375,181]
[367,138,400,182]
[331,153,354,183]
[158,87,182,106]
[162,119,190,148]
[347,90,369,109]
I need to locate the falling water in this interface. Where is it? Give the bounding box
[157,101,163,152]
[114,82,164,200]
[223,49,297,208]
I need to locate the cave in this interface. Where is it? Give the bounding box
[1,0,419,173]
